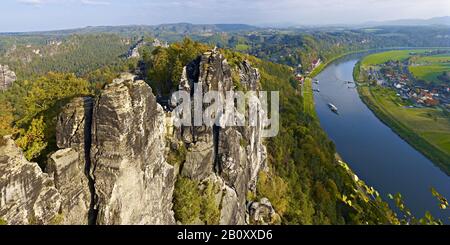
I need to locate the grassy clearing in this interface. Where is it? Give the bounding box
[358,86,450,174]
[235,44,250,51]
[303,78,316,118]
[421,132,450,154]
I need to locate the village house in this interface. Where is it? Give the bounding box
[311,58,322,70]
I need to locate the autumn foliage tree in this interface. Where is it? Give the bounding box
[144,37,208,96]
[0,72,92,161]
[0,99,15,137]
[16,116,47,161]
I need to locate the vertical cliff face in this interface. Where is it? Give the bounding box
[0,50,274,225]
[0,137,62,225]
[0,98,95,225]
[0,65,16,91]
[174,50,268,225]
[47,97,93,225]
[91,74,175,225]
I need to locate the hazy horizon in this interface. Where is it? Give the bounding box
[1,0,449,32]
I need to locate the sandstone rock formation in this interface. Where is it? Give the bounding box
[152,38,169,48]
[47,97,94,225]
[91,74,175,225]
[247,198,281,225]
[0,75,177,225]
[0,50,274,226]
[0,136,62,225]
[173,49,268,224]
[0,97,94,225]
[0,65,16,91]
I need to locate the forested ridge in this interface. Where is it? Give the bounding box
[0,34,133,79]
[196,26,450,72]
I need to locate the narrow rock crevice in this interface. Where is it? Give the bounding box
[213,125,221,174]
[83,97,98,225]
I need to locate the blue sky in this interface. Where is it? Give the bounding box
[1,0,449,32]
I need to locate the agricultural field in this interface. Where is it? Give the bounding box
[409,52,450,85]
[409,65,450,84]
[416,54,450,64]
[360,50,425,66]
[361,49,450,85]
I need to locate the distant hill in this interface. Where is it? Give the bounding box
[0,23,258,37]
[363,16,450,27]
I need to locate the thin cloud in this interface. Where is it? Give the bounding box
[81,0,110,5]
[17,0,43,5]
[17,0,111,6]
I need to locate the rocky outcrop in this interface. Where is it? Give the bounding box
[0,97,94,225]
[0,136,62,225]
[0,74,177,225]
[126,39,143,59]
[247,198,281,225]
[47,97,94,225]
[0,65,16,91]
[0,50,272,226]
[153,38,169,48]
[174,49,267,225]
[238,60,260,91]
[219,185,242,225]
[91,74,175,225]
[47,149,90,224]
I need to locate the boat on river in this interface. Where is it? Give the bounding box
[327,103,338,113]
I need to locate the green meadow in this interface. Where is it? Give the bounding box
[303,78,316,118]
[235,44,250,51]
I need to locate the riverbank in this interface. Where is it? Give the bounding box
[309,48,450,175]
[355,76,450,176]
[310,50,364,78]
[309,47,448,78]
[306,48,425,114]
[305,50,368,118]
[313,54,450,223]
[303,78,316,118]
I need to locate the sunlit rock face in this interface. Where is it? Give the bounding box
[47,97,94,225]
[0,136,62,225]
[0,65,16,91]
[90,75,175,225]
[175,50,268,224]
